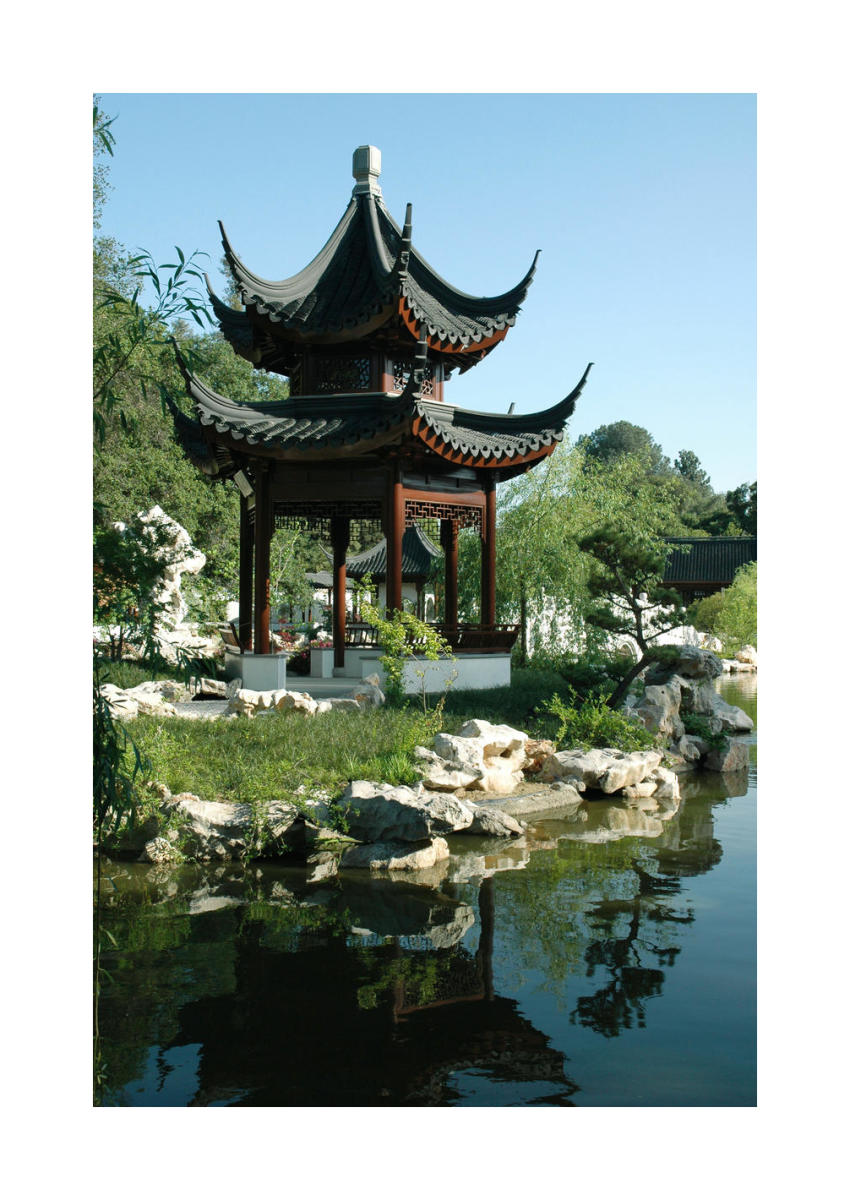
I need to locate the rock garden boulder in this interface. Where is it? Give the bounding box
[430,719,529,794]
[339,837,450,872]
[467,805,525,837]
[539,748,664,794]
[337,780,474,843]
[704,738,750,773]
[162,793,305,860]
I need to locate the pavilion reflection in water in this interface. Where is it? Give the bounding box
[96,782,747,1106]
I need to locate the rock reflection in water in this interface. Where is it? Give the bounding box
[96,744,753,1104]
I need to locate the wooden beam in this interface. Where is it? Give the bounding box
[441,517,458,629]
[331,515,350,670]
[238,495,254,651]
[481,476,497,627]
[386,475,404,614]
[253,466,272,655]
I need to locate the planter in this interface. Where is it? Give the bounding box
[224,649,287,691]
[310,647,335,679]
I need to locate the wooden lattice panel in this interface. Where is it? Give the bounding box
[313,357,372,393]
[274,500,383,541]
[404,499,482,531]
[392,360,434,397]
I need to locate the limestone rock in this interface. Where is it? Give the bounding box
[704,738,750,773]
[195,677,228,698]
[645,765,680,800]
[325,697,362,713]
[646,647,722,682]
[736,645,758,666]
[98,684,139,720]
[162,793,301,859]
[339,837,450,872]
[677,733,709,763]
[468,806,524,837]
[414,746,479,792]
[632,679,684,738]
[433,719,528,794]
[540,748,663,794]
[523,738,556,775]
[337,780,474,842]
[275,690,319,716]
[344,682,386,708]
[141,837,181,865]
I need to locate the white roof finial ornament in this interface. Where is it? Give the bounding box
[352,145,382,196]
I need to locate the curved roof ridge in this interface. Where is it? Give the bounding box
[375,199,538,313]
[219,201,359,303]
[417,362,593,436]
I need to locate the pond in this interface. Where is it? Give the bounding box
[94,673,756,1107]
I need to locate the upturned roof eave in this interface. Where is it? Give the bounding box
[216,189,540,346]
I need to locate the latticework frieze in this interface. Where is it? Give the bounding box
[392,359,434,397]
[313,356,371,393]
[404,498,482,531]
[274,500,383,541]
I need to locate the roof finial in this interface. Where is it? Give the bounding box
[352,145,382,196]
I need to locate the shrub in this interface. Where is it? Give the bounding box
[681,710,726,750]
[524,647,631,700]
[537,690,656,752]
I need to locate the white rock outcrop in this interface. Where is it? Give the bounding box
[538,748,666,795]
[429,719,529,794]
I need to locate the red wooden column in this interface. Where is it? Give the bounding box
[440,518,458,630]
[330,515,350,671]
[386,475,404,615]
[253,466,272,655]
[238,495,254,651]
[480,478,497,628]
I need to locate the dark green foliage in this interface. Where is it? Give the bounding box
[725,481,757,535]
[680,711,726,750]
[522,647,632,700]
[686,591,725,636]
[579,525,688,654]
[674,449,711,488]
[93,661,150,843]
[538,690,656,752]
[577,421,671,476]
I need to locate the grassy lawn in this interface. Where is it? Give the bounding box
[123,669,570,808]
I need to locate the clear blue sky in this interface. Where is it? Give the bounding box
[98,92,755,493]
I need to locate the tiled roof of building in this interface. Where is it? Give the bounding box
[209,147,538,352]
[169,346,592,476]
[663,537,757,584]
[344,523,442,581]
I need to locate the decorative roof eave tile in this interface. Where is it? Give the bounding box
[410,362,593,467]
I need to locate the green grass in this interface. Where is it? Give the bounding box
[129,705,440,807]
[120,666,641,811]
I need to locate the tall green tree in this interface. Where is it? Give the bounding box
[578,525,689,707]
[577,421,671,476]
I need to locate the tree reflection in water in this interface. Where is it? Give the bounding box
[571,864,694,1037]
[95,774,749,1105]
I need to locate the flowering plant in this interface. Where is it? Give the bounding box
[309,639,333,649]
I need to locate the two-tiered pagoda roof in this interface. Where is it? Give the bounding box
[168,144,591,668]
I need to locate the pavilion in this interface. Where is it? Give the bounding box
[169,145,591,691]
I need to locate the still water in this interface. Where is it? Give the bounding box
[95,674,756,1107]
